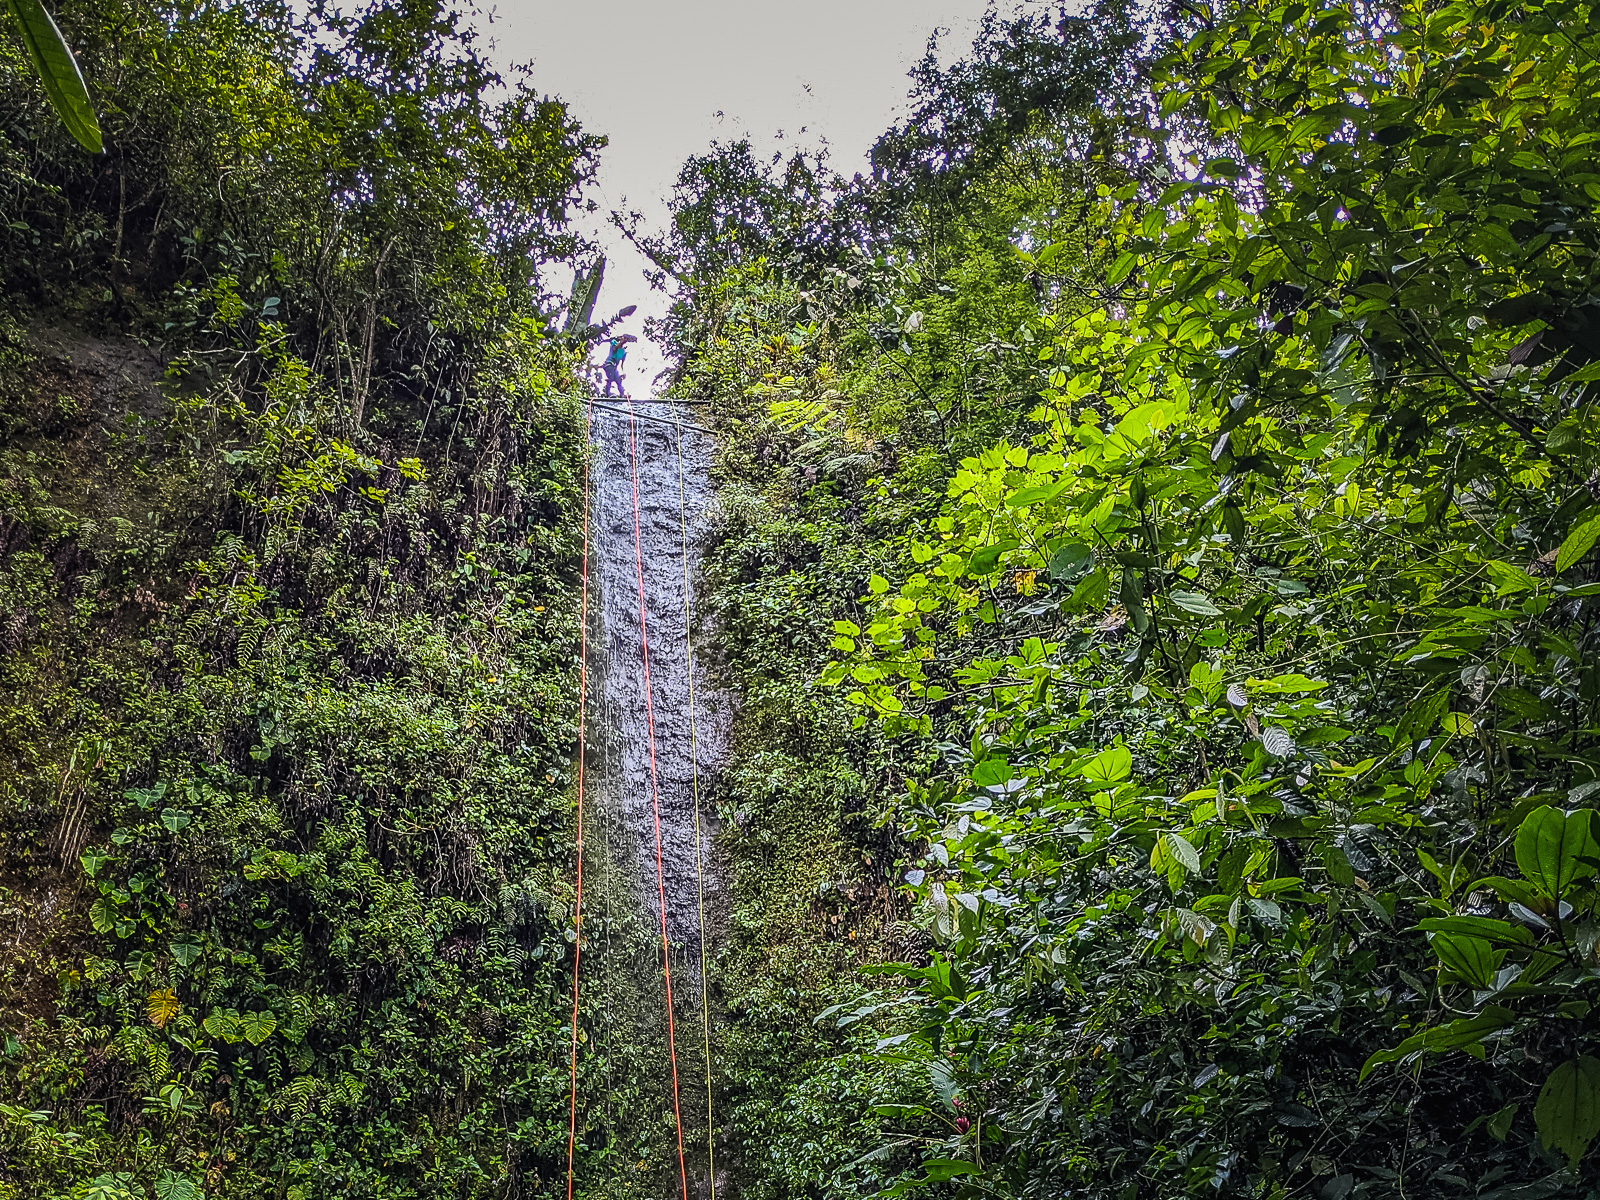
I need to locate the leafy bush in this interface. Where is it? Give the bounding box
[667,0,1600,1195]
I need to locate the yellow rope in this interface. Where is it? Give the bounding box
[670,399,717,1200]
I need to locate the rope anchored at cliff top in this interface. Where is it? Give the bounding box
[564,396,594,1200]
[625,393,693,1200]
[564,388,713,1198]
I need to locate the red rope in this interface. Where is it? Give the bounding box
[565,398,593,1200]
[626,397,692,1200]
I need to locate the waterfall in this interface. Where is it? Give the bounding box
[586,398,731,1198]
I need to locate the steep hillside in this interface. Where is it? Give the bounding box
[0,3,604,1195]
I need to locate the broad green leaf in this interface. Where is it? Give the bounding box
[919,1159,982,1181]
[967,539,1019,576]
[170,941,201,967]
[1244,896,1282,926]
[154,1173,202,1200]
[1416,916,1532,947]
[1005,481,1066,507]
[1321,844,1355,887]
[1156,830,1201,874]
[1047,541,1092,581]
[79,1175,138,1200]
[1221,501,1246,543]
[1548,418,1584,455]
[1428,932,1502,989]
[1487,560,1539,596]
[1556,511,1600,574]
[1487,1102,1519,1142]
[972,757,1012,787]
[240,1010,277,1045]
[1299,725,1353,744]
[1216,846,1248,893]
[4,0,102,152]
[1536,1057,1600,1169]
[203,1010,243,1043]
[1514,805,1598,898]
[1470,875,1543,908]
[1360,1007,1514,1080]
[1248,674,1329,694]
[1069,568,1110,612]
[1080,745,1132,785]
[1168,590,1222,616]
[88,897,117,934]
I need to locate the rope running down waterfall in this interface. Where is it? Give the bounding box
[564,396,594,1200]
[625,394,693,1200]
[671,400,718,1200]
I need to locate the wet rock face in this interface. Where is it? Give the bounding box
[590,402,730,962]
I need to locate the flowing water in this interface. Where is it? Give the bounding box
[586,397,731,1197]
[591,399,729,962]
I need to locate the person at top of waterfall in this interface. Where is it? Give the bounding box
[602,335,632,398]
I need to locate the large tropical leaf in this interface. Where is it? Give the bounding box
[1536,1057,1600,1169]
[4,0,101,152]
[1515,805,1598,899]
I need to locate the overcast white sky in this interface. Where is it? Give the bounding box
[484,0,992,393]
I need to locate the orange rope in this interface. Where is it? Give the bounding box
[565,397,594,1200]
[626,397,692,1200]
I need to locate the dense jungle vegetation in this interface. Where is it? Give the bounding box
[657,0,1600,1198]
[0,1,617,1196]
[6,0,1600,1198]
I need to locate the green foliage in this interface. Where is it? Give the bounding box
[0,2,626,1197]
[665,0,1600,1195]
[3,0,101,152]
[1537,1056,1600,1169]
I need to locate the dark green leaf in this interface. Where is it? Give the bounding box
[1168,590,1222,616]
[1428,932,1502,988]
[1515,806,1598,898]
[1360,1007,1514,1080]
[1047,542,1092,581]
[967,539,1019,576]
[1536,1057,1600,1169]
